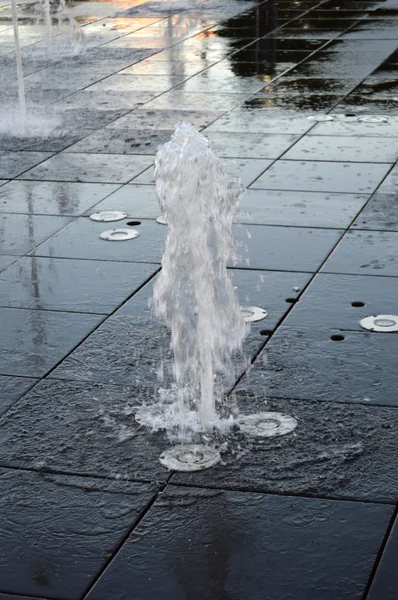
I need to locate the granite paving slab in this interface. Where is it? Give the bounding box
[283,135,398,163]
[88,184,159,218]
[374,162,398,193]
[32,217,165,263]
[0,181,119,215]
[205,132,299,159]
[367,516,398,600]
[0,214,71,255]
[322,229,398,276]
[0,379,171,481]
[65,129,174,155]
[0,152,53,179]
[0,255,20,272]
[107,108,222,131]
[0,375,37,416]
[87,73,186,91]
[279,272,398,332]
[172,392,398,502]
[19,153,154,184]
[250,160,391,194]
[55,89,157,111]
[232,225,343,271]
[309,115,398,137]
[351,193,398,231]
[240,190,368,227]
[0,468,157,600]
[236,325,398,407]
[134,90,249,112]
[85,486,393,600]
[205,109,321,134]
[0,307,103,377]
[0,257,158,313]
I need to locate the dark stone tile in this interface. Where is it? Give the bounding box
[205,132,299,159]
[240,190,367,227]
[342,27,398,39]
[267,76,357,95]
[233,225,343,271]
[0,375,37,416]
[309,115,398,137]
[0,255,20,272]
[49,316,171,385]
[205,109,320,134]
[121,59,209,76]
[0,181,119,215]
[367,516,398,600]
[87,74,185,91]
[0,152,53,179]
[376,162,398,193]
[0,257,157,313]
[0,379,169,481]
[322,230,398,276]
[251,160,391,194]
[334,96,398,116]
[244,93,341,112]
[175,71,264,94]
[108,109,232,131]
[33,217,165,263]
[0,468,157,600]
[284,135,398,163]
[231,47,312,65]
[53,108,133,131]
[19,153,154,184]
[0,131,95,153]
[351,193,398,231]
[280,272,398,331]
[237,324,398,407]
[138,91,249,112]
[0,214,71,255]
[85,486,392,600]
[55,89,157,111]
[174,392,398,502]
[65,129,174,155]
[88,184,159,218]
[0,307,103,377]
[0,595,47,600]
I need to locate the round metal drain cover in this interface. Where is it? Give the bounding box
[90,211,127,222]
[241,306,267,323]
[360,314,398,333]
[159,445,220,472]
[358,116,389,123]
[237,412,297,438]
[100,228,139,241]
[156,215,168,225]
[307,115,334,122]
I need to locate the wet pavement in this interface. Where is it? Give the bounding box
[1,0,398,598]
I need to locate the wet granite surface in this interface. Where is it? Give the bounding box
[2,0,398,597]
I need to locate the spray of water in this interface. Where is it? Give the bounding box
[135,123,248,439]
[11,0,27,130]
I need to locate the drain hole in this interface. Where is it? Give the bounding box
[126,220,141,226]
[345,113,356,117]
[351,301,365,307]
[260,329,272,336]
[285,297,298,304]
[331,334,345,341]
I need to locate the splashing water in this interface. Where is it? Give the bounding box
[136,123,248,439]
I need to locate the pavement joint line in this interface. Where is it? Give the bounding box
[80,475,172,600]
[362,504,398,599]
[166,480,397,507]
